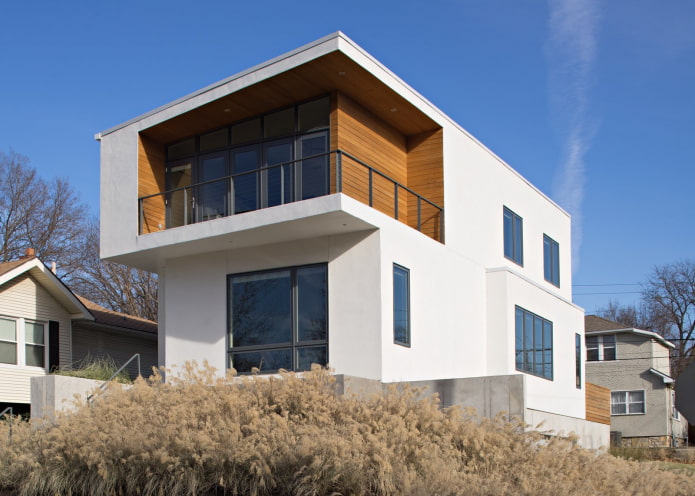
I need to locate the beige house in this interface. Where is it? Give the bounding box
[585,315,688,447]
[0,255,157,415]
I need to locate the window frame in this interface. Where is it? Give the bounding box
[226,263,328,374]
[24,320,47,368]
[543,234,560,287]
[503,207,524,266]
[514,306,553,381]
[393,263,411,347]
[611,390,646,416]
[575,333,582,389]
[586,334,617,362]
[0,317,17,366]
[0,316,47,369]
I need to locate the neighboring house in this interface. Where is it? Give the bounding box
[97,32,605,446]
[585,315,688,447]
[0,255,158,415]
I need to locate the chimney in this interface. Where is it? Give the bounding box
[22,248,35,259]
[51,262,57,274]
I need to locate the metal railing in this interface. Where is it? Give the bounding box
[139,149,444,241]
[87,353,141,403]
[1,406,13,444]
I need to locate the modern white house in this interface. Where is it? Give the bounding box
[97,32,606,446]
[585,315,688,447]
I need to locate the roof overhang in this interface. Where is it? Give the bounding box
[585,328,675,349]
[649,367,675,384]
[0,258,93,320]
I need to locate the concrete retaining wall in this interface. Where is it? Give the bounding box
[30,375,102,420]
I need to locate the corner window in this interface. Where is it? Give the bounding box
[0,318,17,365]
[503,207,523,266]
[228,264,327,373]
[515,306,553,380]
[543,234,560,287]
[575,333,581,389]
[611,390,645,415]
[393,264,410,347]
[586,334,616,361]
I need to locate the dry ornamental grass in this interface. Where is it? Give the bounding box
[1,363,694,496]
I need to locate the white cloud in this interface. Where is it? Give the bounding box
[546,0,601,274]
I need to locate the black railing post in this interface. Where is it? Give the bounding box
[138,198,144,235]
[336,150,342,192]
[368,169,373,207]
[394,183,399,220]
[439,209,445,243]
[417,197,422,231]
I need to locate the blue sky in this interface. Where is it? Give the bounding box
[0,0,693,314]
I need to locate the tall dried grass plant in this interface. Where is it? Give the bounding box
[1,363,694,495]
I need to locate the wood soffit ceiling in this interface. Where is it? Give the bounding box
[141,51,440,144]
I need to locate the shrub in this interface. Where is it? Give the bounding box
[1,363,694,495]
[53,355,132,383]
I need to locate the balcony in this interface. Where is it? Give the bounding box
[139,150,443,242]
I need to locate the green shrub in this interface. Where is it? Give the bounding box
[1,363,694,495]
[52,355,132,383]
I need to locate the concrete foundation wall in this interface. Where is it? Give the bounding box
[30,375,102,421]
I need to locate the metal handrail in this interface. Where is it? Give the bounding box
[86,353,141,403]
[139,149,444,239]
[1,406,13,444]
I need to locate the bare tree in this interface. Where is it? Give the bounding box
[0,150,88,278]
[69,219,158,322]
[642,260,695,376]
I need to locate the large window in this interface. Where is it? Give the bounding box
[503,207,523,266]
[543,234,560,287]
[228,264,327,373]
[611,390,645,415]
[393,264,410,347]
[165,97,330,228]
[0,317,46,368]
[515,306,553,380]
[586,334,616,361]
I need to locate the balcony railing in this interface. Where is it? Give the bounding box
[139,150,443,242]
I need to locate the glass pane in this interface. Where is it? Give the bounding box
[26,344,44,367]
[232,147,259,213]
[296,346,327,371]
[298,97,329,132]
[534,316,543,376]
[503,210,513,259]
[232,118,261,145]
[543,321,553,379]
[543,237,552,281]
[230,349,292,373]
[523,313,534,372]
[167,162,192,228]
[611,402,626,415]
[200,128,229,152]
[299,134,328,200]
[0,318,15,342]
[515,308,524,370]
[297,266,327,342]
[393,266,410,345]
[167,138,195,160]
[198,155,228,221]
[514,215,523,263]
[264,141,293,207]
[25,322,44,344]
[230,270,292,347]
[0,341,16,364]
[551,241,560,285]
[264,108,294,138]
[603,345,616,361]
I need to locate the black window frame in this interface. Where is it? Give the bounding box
[503,206,524,266]
[227,263,328,374]
[575,333,581,389]
[393,263,411,347]
[543,234,560,287]
[514,305,553,380]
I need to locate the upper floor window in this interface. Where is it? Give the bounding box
[611,390,645,415]
[503,207,523,266]
[586,334,616,361]
[515,306,553,380]
[543,234,560,287]
[393,264,411,347]
[227,264,327,373]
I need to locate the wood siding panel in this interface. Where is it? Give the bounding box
[407,129,443,240]
[586,382,611,425]
[0,274,73,403]
[138,134,166,234]
[72,324,158,379]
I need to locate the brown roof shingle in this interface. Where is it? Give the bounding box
[585,314,630,333]
[77,296,157,335]
[0,257,34,278]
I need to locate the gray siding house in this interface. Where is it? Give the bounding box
[585,315,688,447]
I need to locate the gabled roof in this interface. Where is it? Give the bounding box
[584,315,674,349]
[76,296,157,335]
[0,257,93,320]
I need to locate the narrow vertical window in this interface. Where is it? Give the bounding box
[543,234,560,286]
[575,333,581,389]
[503,207,523,266]
[393,264,410,346]
[25,322,45,368]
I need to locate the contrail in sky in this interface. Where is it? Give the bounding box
[546,0,600,274]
